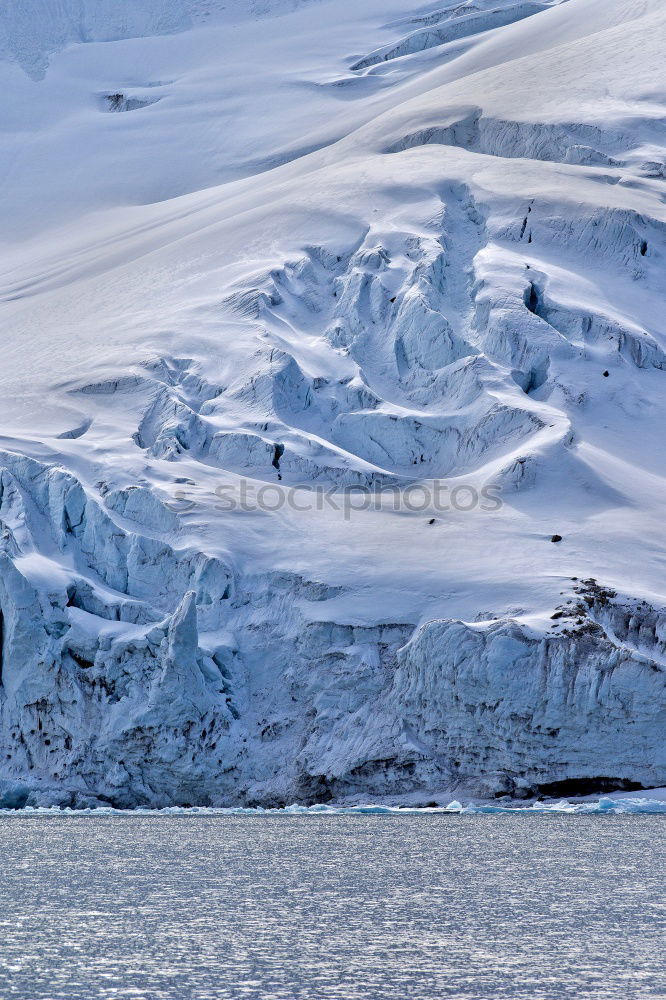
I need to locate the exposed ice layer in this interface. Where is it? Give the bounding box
[0,0,191,80]
[387,603,666,798]
[0,0,665,806]
[351,1,558,71]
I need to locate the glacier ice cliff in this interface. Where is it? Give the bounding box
[0,450,664,807]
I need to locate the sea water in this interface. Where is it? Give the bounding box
[0,812,663,999]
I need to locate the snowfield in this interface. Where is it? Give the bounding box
[0,0,664,808]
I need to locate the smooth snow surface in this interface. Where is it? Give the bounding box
[0,0,665,807]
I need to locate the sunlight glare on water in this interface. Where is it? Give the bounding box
[0,814,664,999]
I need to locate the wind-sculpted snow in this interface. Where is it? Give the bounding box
[0,0,665,807]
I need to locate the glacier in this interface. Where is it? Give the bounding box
[0,0,664,808]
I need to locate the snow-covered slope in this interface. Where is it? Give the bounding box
[0,0,664,807]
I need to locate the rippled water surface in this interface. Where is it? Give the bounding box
[0,814,664,999]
